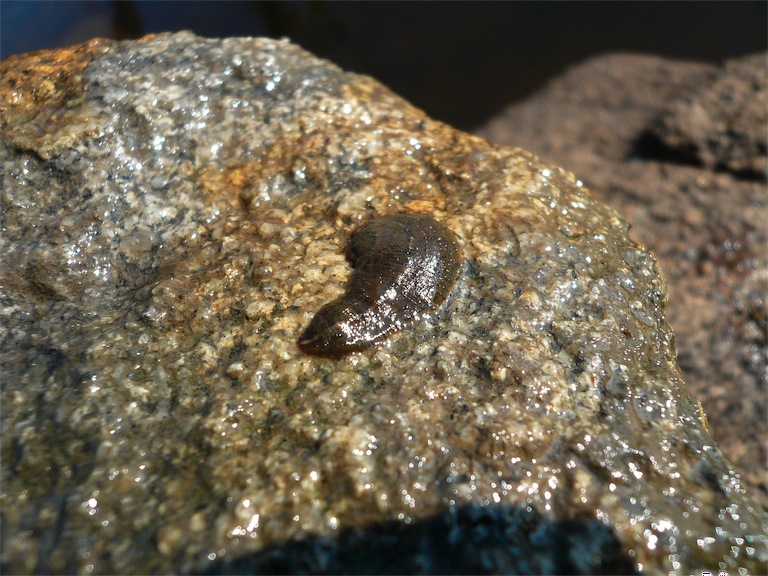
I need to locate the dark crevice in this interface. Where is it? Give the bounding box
[630,129,704,168]
[193,504,637,575]
[631,129,766,182]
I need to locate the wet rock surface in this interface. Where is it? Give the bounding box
[478,52,768,511]
[1,33,766,574]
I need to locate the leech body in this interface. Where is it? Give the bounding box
[298,213,461,357]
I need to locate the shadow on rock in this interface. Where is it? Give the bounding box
[196,504,637,575]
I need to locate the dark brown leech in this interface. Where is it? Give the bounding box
[298,213,461,357]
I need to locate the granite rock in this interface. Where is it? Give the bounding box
[1,33,766,574]
[478,52,768,510]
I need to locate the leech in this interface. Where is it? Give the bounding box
[298,213,461,357]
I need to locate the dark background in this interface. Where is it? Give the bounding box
[1,1,766,131]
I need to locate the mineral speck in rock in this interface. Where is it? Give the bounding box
[1,33,766,575]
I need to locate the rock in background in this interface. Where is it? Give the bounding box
[1,33,766,574]
[478,52,768,511]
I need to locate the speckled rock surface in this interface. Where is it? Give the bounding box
[1,33,766,575]
[477,52,768,510]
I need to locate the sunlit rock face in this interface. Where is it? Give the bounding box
[1,32,765,574]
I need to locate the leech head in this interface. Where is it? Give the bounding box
[298,299,371,357]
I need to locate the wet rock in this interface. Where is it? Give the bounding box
[478,52,768,511]
[1,33,766,575]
